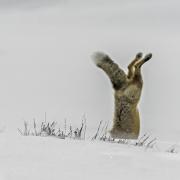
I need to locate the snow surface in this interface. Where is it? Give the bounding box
[0,135,179,180]
[0,1,180,179]
[0,0,180,140]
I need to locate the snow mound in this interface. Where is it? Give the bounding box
[0,135,180,180]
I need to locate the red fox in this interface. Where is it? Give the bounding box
[92,52,152,139]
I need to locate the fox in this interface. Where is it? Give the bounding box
[92,52,152,139]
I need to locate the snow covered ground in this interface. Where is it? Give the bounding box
[0,134,180,180]
[0,0,180,140]
[0,0,180,179]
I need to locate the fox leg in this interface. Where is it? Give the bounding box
[131,53,152,84]
[92,52,127,90]
[127,52,143,79]
[135,53,152,69]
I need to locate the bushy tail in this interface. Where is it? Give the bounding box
[91,51,126,90]
[91,52,111,67]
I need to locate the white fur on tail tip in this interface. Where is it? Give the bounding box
[91,52,108,65]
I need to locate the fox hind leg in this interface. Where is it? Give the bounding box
[127,52,143,79]
[134,53,152,69]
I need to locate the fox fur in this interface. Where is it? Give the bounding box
[92,52,152,139]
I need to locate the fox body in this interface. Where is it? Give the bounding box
[92,52,152,139]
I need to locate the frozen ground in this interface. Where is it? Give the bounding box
[0,134,180,180]
[0,1,180,179]
[0,0,180,140]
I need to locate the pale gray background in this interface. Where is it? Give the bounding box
[0,0,179,140]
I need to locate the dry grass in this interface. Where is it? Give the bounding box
[18,116,87,140]
[18,118,179,154]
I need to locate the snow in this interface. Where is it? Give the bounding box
[0,0,180,140]
[0,0,180,179]
[0,134,179,180]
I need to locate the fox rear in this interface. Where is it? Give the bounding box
[92,52,152,139]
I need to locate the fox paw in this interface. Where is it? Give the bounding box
[136,52,143,59]
[144,53,152,61]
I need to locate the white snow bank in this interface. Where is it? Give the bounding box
[0,135,180,180]
[0,0,180,140]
